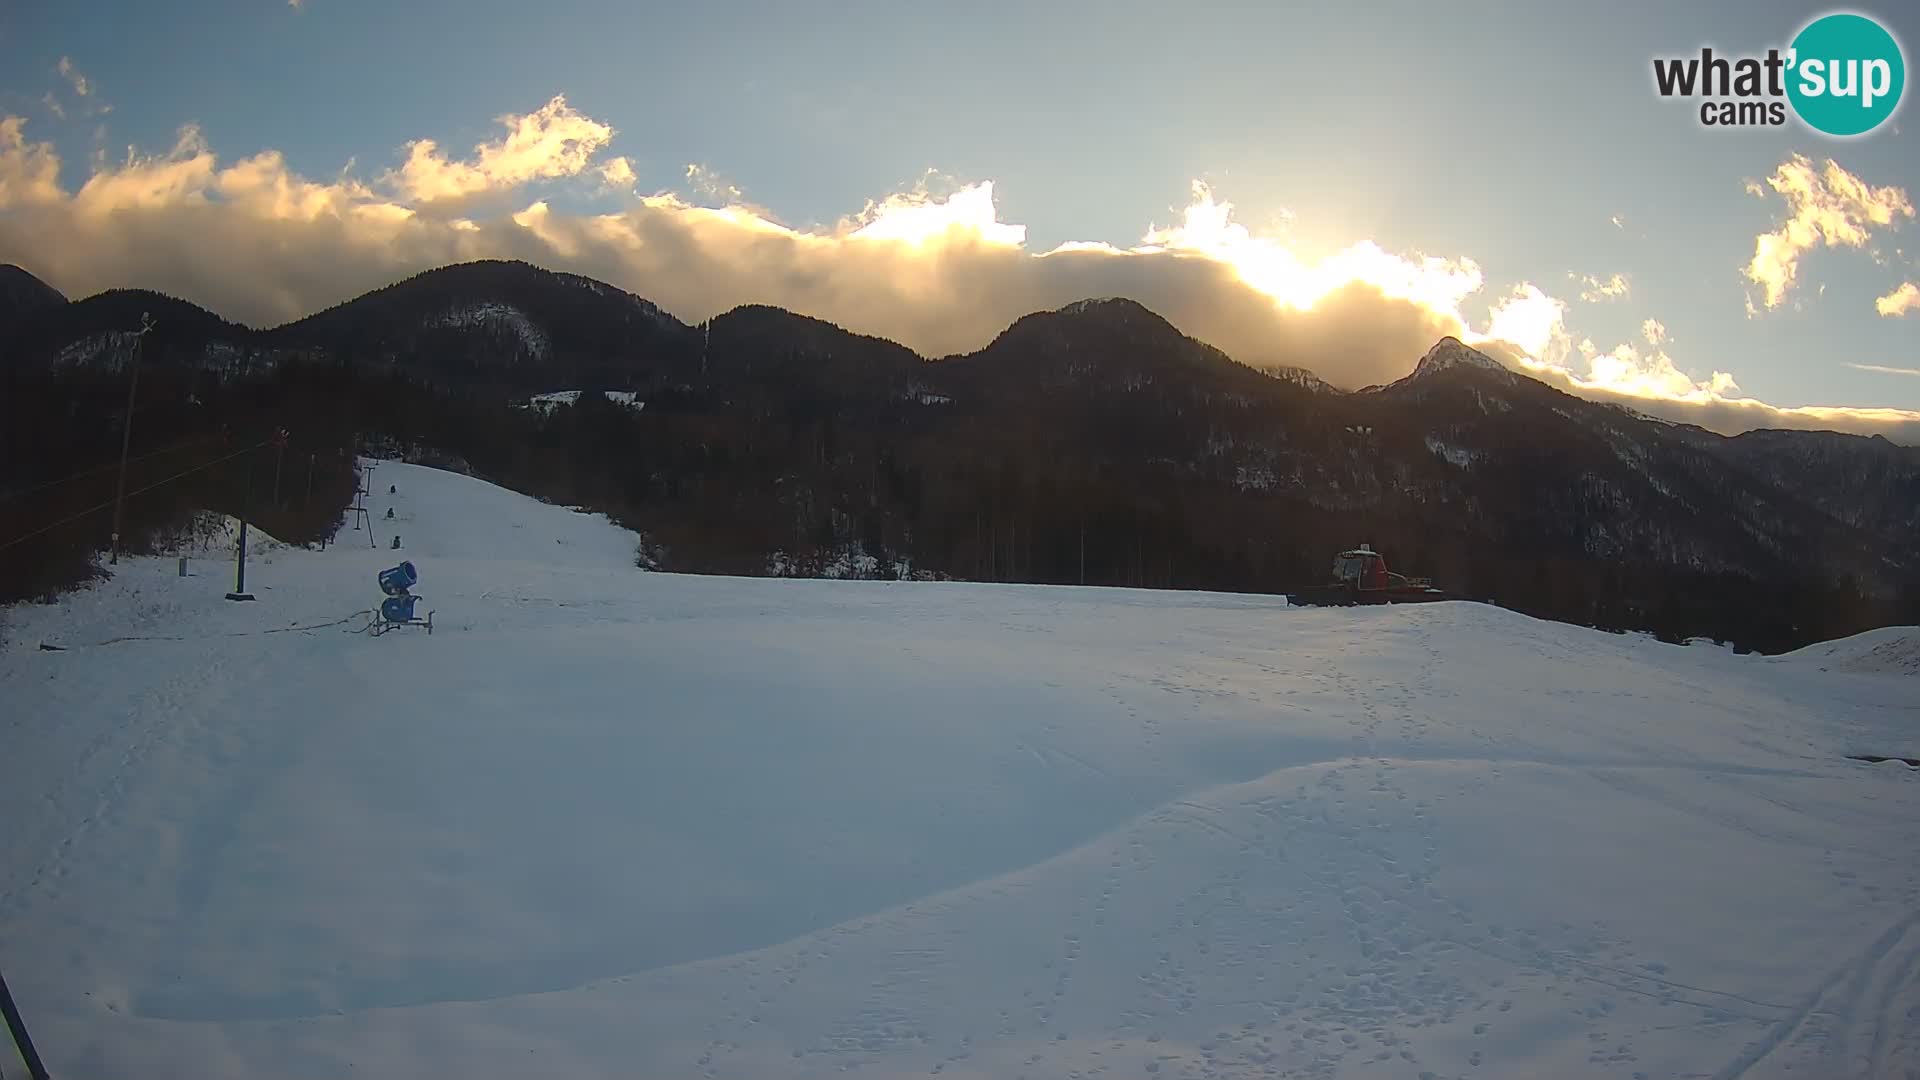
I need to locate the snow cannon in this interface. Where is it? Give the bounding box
[378,561,418,597]
[371,560,433,636]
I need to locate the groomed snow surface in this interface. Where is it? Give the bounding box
[3,461,1919,1080]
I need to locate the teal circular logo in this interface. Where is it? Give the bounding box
[1787,13,1906,136]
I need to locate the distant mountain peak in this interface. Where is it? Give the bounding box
[983,296,1188,353]
[1270,364,1338,394]
[1411,337,1510,378]
[1056,297,1148,316]
[0,263,68,324]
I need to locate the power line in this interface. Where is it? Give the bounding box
[0,433,219,504]
[0,438,271,554]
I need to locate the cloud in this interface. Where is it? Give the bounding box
[683,163,742,204]
[1,104,1916,442]
[1746,155,1914,311]
[1572,272,1630,302]
[1479,285,1567,360]
[44,56,111,121]
[389,94,612,208]
[1848,363,1920,377]
[0,116,64,208]
[56,57,90,98]
[598,156,635,190]
[1876,281,1920,317]
[1471,294,1920,442]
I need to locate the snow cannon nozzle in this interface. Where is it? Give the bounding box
[378,561,418,597]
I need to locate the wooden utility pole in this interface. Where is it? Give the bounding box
[270,428,289,509]
[108,313,156,565]
[226,449,257,601]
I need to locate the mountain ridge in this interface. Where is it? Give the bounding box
[2,258,1910,446]
[5,257,1917,651]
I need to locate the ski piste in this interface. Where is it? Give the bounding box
[2,460,1916,1078]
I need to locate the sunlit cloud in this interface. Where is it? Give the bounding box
[844,177,1025,247]
[1572,272,1630,302]
[1,103,1915,442]
[1876,281,1920,317]
[1474,285,1566,361]
[1848,363,1920,377]
[1745,155,1914,311]
[683,163,742,204]
[1456,278,1918,440]
[390,94,612,208]
[1133,182,1485,317]
[0,116,64,208]
[598,156,635,190]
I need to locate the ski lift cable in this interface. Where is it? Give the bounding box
[0,438,274,553]
[0,433,221,504]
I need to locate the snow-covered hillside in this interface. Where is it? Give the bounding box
[2,461,1917,1080]
[1776,625,1920,678]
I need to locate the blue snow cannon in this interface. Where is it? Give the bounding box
[371,560,432,636]
[378,561,418,597]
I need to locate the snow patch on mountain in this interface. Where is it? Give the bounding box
[433,302,551,359]
[1423,435,1480,468]
[903,381,953,405]
[54,330,139,369]
[1410,337,1512,379]
[1057,297,1128,315]
[518,390,647,414]
[1271,364,1337,393]
[1234,463,1278,491]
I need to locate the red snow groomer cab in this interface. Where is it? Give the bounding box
[1286,544,1453,607]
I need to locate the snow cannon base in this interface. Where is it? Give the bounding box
[370,602,434,637]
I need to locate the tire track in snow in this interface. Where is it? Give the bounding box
[1866,924,1920,1078]
[1712,908,1920,1080]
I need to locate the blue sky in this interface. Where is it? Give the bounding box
[3,0,1918,430]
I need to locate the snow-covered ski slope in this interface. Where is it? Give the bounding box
[3,461,1918,1080]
